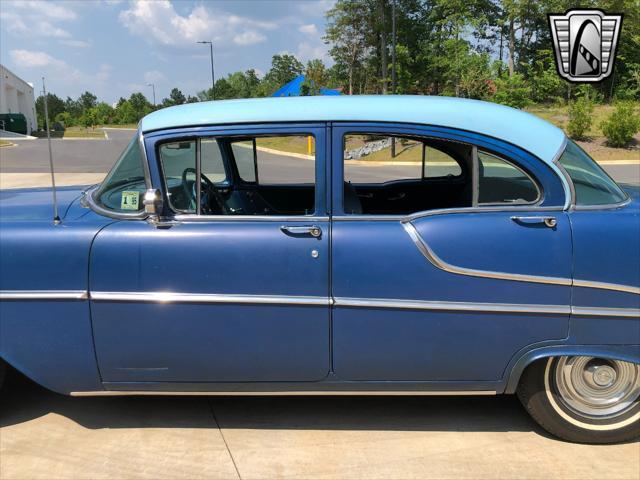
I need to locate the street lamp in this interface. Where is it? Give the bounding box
[146,83,156,106]
[197,40,215,100]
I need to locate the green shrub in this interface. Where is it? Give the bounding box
[493,73,531,109]
[601,102,640,147]
[567,98,594,140]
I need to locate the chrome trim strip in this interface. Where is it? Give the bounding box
[401,222,572,287]
[402,205,561,223]
[91,291,331,306]
[173,214,330,223]
[334,297,569,314]
[0,290,88,300]
[572,306,640,318]
[573,279,640,296]
[402,222,639,295]
[71,390,497,397]
[550,135,571,210]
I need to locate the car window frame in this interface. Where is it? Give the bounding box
[85,128,152,220]
[554,140,629,210]
[331,122,565,219]
[144,123,327,221]
[475,149,542,207]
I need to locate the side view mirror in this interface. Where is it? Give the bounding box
[143,188,163,216]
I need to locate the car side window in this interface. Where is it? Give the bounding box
[96,137,146,213]
[342,133,470,215]
[558,140,626,206]
[477,151,540,205]
[160,135,316,216]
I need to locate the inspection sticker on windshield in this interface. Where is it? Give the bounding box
[120,191,140,210]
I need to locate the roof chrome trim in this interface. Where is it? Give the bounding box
[401,222,572,287]
[91,291,331,305]
[0,290,88,300]
[334,297,569,315]
[70,390,497,397]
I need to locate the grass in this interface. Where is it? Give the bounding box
[32,126,105,139]
[256,136,315,156]
[98,124,138,129]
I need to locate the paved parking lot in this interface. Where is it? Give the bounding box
[0,132,638,479]
[1,373,638,480]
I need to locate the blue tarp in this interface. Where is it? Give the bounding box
[272,75,341,97]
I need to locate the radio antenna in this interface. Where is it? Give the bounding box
[42,77,60,224]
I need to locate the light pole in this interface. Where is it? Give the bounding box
[197,40,215,100]
[146,83,156,106]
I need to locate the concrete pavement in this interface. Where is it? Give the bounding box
[1,373,638,480]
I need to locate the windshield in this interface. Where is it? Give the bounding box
[95,137,147,213]
[558,141,627,206]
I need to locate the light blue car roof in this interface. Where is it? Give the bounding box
[140,95,567,163]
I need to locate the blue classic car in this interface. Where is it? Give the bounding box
[1,96,638,444]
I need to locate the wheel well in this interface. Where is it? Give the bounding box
[504,346,640,394]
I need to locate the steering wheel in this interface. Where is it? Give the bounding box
[181,168,227,214]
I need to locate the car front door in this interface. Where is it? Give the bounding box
[330,123,572,386]
[89,124,330,386]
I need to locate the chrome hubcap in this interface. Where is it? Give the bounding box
[553,357,640,419]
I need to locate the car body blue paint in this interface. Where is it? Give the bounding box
[0,102,637,395]
[0,213,112,393]
[140,96,567,163]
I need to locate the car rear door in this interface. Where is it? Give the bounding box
[330,123,573,384]
[89,124,331,386]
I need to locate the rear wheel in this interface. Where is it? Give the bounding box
[517,356,640,444]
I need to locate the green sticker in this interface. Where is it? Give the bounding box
[121,191,140,210]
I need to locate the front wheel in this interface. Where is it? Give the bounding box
[517,356,640,444]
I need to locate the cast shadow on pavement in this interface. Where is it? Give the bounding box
[0,368,552,438]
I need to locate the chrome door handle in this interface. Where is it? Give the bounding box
[511,216,557,228]
[280,225,322,237]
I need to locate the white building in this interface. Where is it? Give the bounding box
[0,64,37,134]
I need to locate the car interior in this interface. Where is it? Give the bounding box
[158,133,540,217]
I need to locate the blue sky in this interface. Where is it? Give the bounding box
[0,0,335,104]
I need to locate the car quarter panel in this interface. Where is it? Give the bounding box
[568,202,640,345]
[0,211,111,394]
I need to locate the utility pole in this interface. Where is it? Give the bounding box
[42,77,60,224]
[391,0,397,157]
[391,0,397,95]
[146,83,156,106]
[197,40,215,100]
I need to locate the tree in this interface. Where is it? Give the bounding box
[35,93,65,129]
[128,92,152,120]
[325,0,370,94]
[303,59,329,95]
[90,102,114,125]
[162,88,186,107]
[264,54,304,88]
[78,91,98,112]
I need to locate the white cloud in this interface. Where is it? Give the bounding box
[297,42,329,62]
[119,0,273,48]
[298,24,318,36]
[233,31,266,46]
[0,11,70,38]
[60,39,91,48]
[10,49,66,69]
[12,1,78,21]
[144,70,167,83]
